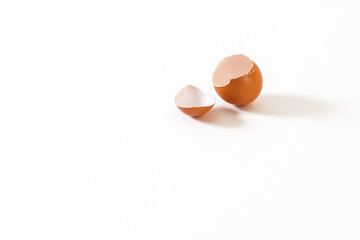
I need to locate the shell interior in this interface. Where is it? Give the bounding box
[175,85,215,108]
[212,54,254,87]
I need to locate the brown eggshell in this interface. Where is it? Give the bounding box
[175,85,215,117]
[212,54,263,105]
[177,105,214,117]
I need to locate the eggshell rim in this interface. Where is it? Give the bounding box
[212,58,256,87]
[175,85,216,108]
[177,104,215,117]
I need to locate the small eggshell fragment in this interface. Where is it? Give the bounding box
[212,54,263,105]
[175,85,215,117]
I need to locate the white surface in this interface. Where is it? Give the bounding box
[1,0,360,239]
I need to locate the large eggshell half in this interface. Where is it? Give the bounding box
[212,54,263,105]
[175,85,215,117]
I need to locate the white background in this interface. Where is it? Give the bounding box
[1,0,360,239]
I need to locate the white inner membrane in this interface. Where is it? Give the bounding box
[175,85,215,108]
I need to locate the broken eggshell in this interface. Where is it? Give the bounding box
[212,54,263,105]
[175,85,215,117]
